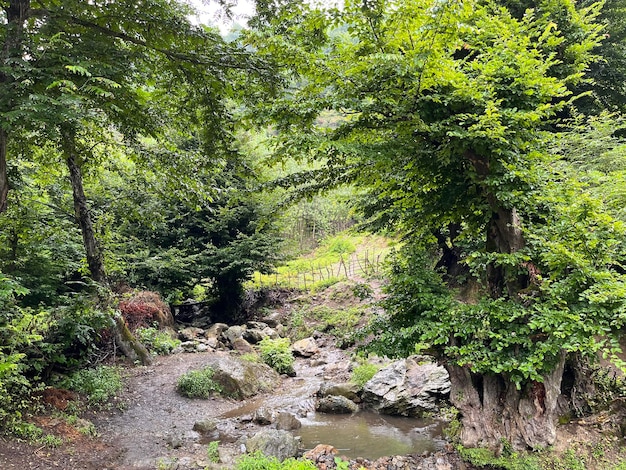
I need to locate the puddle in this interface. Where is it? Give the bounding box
[295,411,445,460]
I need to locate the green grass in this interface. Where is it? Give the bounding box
[248,232,392,290]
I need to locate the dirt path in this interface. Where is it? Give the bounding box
[0,338,353,470]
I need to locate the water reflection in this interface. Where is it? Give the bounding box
[295,411,445,460]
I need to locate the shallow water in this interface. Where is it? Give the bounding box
[295,411,445,460]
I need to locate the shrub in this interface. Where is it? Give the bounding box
[118,291,172,331]
[62,366,122,406]
[351,361,380,387]
[177,367,221,399]
[259,338,295,375]
[136,326,180,355]
[236,451,317,470]
[207,440,220,463]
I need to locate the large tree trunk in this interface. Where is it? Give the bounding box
[61,128,107,284]
[0,0,31,214]
[0,129,8,213]
[61,128,152,365]
[447,354,566,451]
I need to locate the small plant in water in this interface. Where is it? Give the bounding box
[177,366,221,399]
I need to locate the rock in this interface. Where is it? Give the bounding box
[244,328,266,344]
[303,444,338,467]
[262,326,280,339]
[203,354,280,399]
[193,419,217,434]
[196,343,211,353]
[180,341,199,352]
[253,407,274,425]
[245,429,299,462]
[231,337,254,353]
[316,395,359,414]
[275,411,301,431]
[318,382,361,402]
[362,356,450,416]
[206,323,229,337]
[179,327,205,341]
[247,321,269,330]
[223,325,246,344]
[166,433,184,449]
[292,337,320,357]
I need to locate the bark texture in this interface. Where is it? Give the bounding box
[447,355,566,451]
[113,315,153,366]
[62,129,107,284]
[0,130,8,213]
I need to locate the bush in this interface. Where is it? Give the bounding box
[118,291,171,331]
[177,367,221,399]
[259,338,295,375]
[62,366,122,405]
[236,451,317,470]
[351,361,380,387]
[136,326,180,355]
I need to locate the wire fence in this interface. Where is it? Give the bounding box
[256,250,387,290]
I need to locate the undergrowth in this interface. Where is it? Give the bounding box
[61,365,123,406]
[236,451,317,470]
[176,366,222,399]
[136,326,180,355]
[259,337,295,375]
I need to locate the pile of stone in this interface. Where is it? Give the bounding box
[176,321,284,353]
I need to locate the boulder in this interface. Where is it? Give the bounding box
[223,325,246,344]
[262,326,280,339]
[206,323,229,338]
[303,444,338,468]
[292,337,320,357]
[318,382,361,403]
[316,395,358,414]
[231,337,254,353]
[245,429,299,462]
[203,354,280,399]
[243,328,266,344]
[179,327,204,341]
[362,356,450,416]
[253,407,274,425]
[275,411,301,431]
[193,419,217,434]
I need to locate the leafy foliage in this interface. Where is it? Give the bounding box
[135,327,180,356]
[350,360,380,387]
[236,451,317,470]
[259,337,295,375]
[176,367,222,399]
[61,365,122,406]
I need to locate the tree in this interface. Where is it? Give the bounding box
[245,0,625,450]
[1,0,270,282]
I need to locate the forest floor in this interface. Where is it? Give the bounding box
[3,235,626,469]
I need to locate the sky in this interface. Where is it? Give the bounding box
[186,0,256,32]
